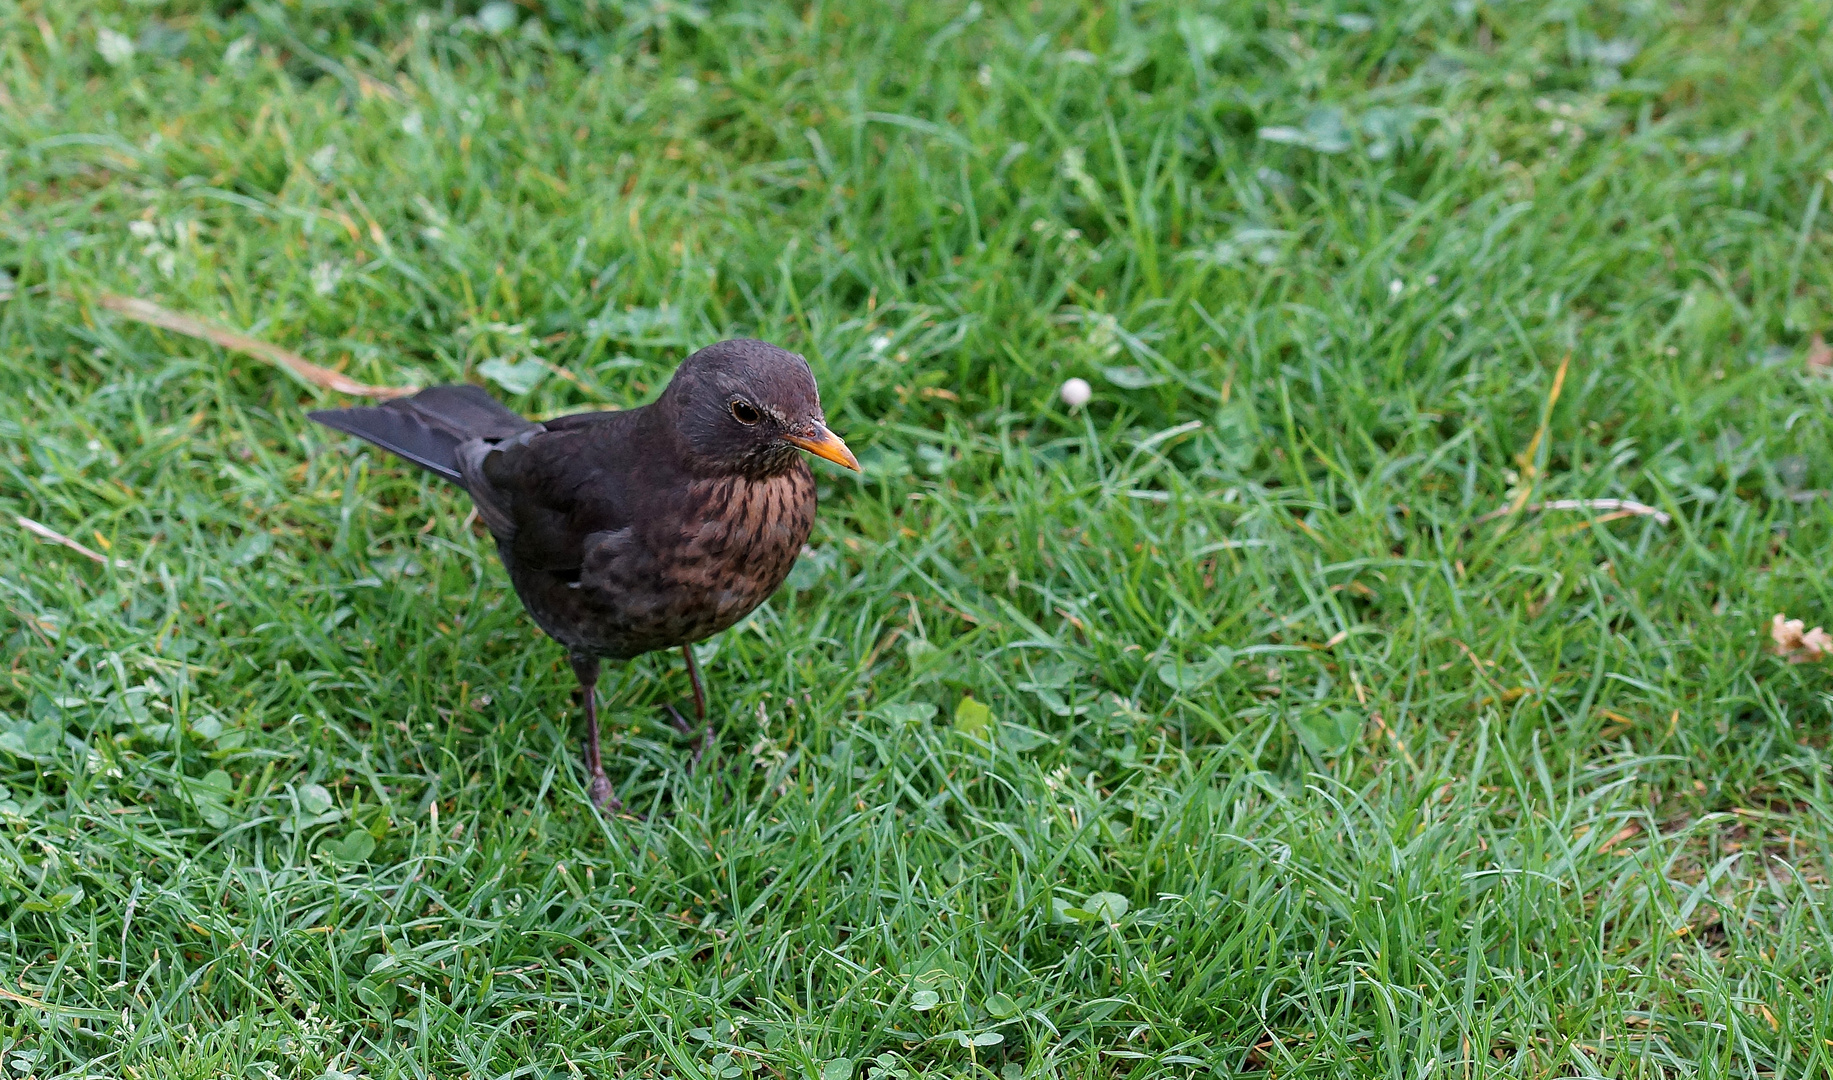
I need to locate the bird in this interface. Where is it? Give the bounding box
[307,339,859,810]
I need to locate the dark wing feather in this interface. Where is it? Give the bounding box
[309,384,536,481]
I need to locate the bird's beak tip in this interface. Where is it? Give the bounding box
[787,424,861,472]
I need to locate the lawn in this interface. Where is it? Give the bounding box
[3,0,1833,1076]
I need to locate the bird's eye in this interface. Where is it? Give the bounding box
[730,400,762,425]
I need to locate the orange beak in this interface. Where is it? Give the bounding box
[785,423,861,472]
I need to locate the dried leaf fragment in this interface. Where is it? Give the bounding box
[1596,821,1641,854]
[1807,333,1833,373]
[1771,613,1833,663]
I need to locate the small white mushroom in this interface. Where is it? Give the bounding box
[1059,377,1092,409]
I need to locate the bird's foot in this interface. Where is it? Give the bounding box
[589,772,620,812]
[666,704,717,772]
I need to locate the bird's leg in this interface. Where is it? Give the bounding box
[681,644,707,724]
[677,644,714,769]
[570,652,618,811]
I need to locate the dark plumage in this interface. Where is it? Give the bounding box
[309,339,859,808]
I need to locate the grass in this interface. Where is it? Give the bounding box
[3,0,1833,1075]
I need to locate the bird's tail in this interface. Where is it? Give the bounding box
[308,385,535,482]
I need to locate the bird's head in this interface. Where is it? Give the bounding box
[661,339,860,478]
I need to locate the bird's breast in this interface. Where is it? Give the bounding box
[683,471,814,554]
[675,468,816,579]
[548,464,817,658]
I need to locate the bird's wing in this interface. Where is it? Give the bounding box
[465,410,643,574]
[310,384,538,481]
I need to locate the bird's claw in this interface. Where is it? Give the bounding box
[589,772,620,811]
[692,723,714,771]
[665,704,716,772]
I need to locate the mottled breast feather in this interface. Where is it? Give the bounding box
[508,461,817,660]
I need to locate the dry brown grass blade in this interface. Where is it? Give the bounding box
[0,986,51,1011]
[1501,352,1571,519]
[95,292,417,399]
[16,515,130,568]
[1473,498,1673,528]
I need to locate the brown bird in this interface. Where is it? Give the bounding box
[308,340,859,809]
